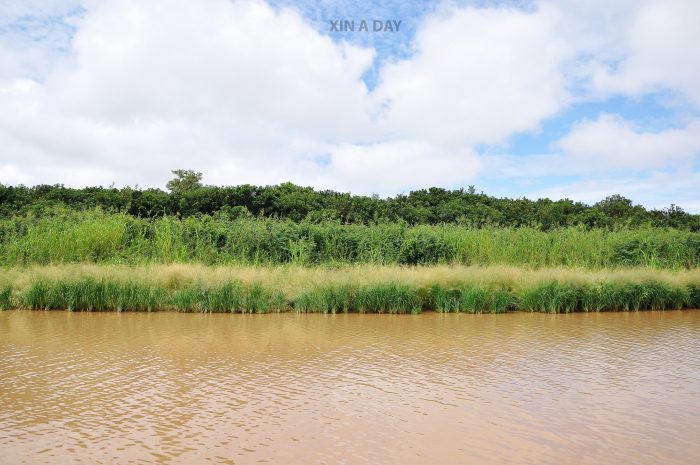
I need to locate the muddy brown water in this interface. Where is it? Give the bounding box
[1,310,699,465]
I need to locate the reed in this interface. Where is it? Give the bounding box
[1,212,699,268]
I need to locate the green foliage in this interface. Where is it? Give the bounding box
[1,211,699,268]
[612,233,698,268]
[166,169,203,194]
[2,182,699,230]
[398,227,452,265]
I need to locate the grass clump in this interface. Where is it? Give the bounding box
[5,265,700,313]
[355,284,421,314]
[0,285,12,310]
[689,285,700,308]
[22,279,165,311]
[295,285,356,313]
[295,283,421,313]
[171,282,286,313]
[520,282,586,313]
[520,280,692,313]
[429,285,513,313]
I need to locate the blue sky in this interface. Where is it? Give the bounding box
[1,0,699,211]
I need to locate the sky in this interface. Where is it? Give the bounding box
[1,0,699,211]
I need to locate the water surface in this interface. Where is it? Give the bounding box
[1,311,699,465]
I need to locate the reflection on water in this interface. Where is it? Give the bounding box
[1,310,699,465]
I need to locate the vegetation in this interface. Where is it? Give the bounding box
[1,181,698,230]
[0,285,11,310]
[165,169,203,194]
[1,264,698,313]
[2,175,698,312]
[1,210,698,268]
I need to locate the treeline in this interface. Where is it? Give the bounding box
[1,211,699,268]
[1,182,699,230]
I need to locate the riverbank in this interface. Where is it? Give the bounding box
[1,264,699,313]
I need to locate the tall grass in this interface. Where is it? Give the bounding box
[22,280,165,311]
[2,265,699,313]
[519,281,691,313]
[169,283,285,313]
[1,211,699,268]
[0,285,11,310]
[429,285,513,313]
[295,284,421,314]
[20,279,286,313]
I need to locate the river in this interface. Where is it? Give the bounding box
[1,310,699,464]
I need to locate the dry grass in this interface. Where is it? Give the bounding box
[2,263,699,298]
[2,264,698,313]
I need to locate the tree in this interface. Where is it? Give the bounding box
[166,169,203,194]
[595,194,634,218]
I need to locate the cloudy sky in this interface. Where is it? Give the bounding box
[1,0,699,210]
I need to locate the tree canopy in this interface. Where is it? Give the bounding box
[1,178,698,231]
[166,169,203,194]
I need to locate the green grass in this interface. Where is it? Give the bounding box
[1,211,699,268]
[294,285,357,313]
[690,285,700,308]
[22,279,165,311]
[292,284,422,314]
[0,285,11,310]
[170,283,285,313]
[2,268,698,313]
[19,279,286,313]
[519,281,691,313]
[429,285,513,313]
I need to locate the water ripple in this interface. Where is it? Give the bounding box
[1,311,699,464]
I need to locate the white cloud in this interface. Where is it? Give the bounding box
[555,114,700,170]
[374,5,571,145]
[0,1,83,80]
[482,114,700,180]
[0,0,381,187]
[0,0,699,208]
[585,0,700,106]
[530,170,700,211]
[2,0,559,191]
[322,140,480,194]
